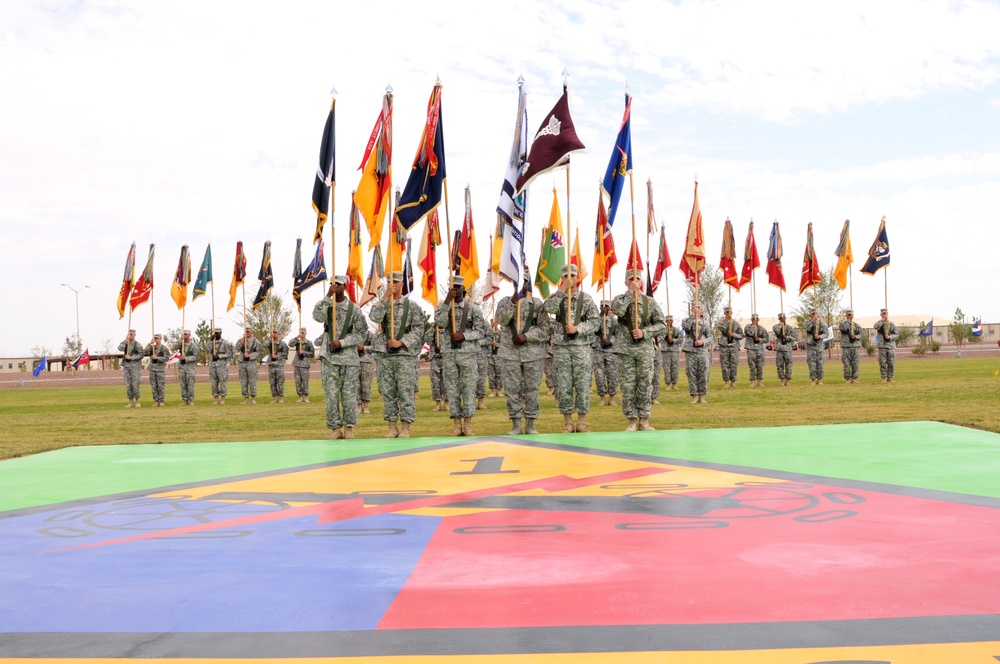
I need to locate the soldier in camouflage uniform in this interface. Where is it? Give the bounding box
[487,321,503,397]
[772,313,798,386]
[208,327,233,405]
[266,329,289,402]
[370,271,426,438]
[660,315,683,391]
[874,308,899,382]
[357,328,374,413]
[435,275,487,436]
[716,306,744,388]
[475,324,490,410]
[175,329,199,405]
[118,328,144,407]
[544,264,600,433]
[743,313,769,387]
[650,330,663,404]
[313,276,368,439]
[838,309,863,383]
[592,300,619,407]
[542,338,556,395]
[494,268,550,435]
[426,324,446,411]
[804,309,826,385]
[234,328,263,403]
[144,333,171,406]
[682,305,714,403]
[611,269,667,431]
[289,327,315,402]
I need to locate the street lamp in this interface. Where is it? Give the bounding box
[61,283,90,353]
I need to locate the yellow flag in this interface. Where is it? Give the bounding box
[833,219,853,290]
[572,228,588,285]
[354,92,393,250]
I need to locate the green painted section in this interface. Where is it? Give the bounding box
[2,421,999,513]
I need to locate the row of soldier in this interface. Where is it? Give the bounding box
[117,267,900,435]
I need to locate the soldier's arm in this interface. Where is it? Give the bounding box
[542,291,565,314]
[312,298,332,325]
[433,303,451,328]
[462,307,487,343]
[574,299,602,336]
[609,294,629,317]
[340,312,367,348]
[399,309,426,351]
[524,307,551,343]
[494,299,514,326]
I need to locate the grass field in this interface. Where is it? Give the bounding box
[1,355,998,461]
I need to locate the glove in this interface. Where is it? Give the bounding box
[151,358,158,364]
[298,353,305,360]
[180,358,186,365]
[212,354,219,361]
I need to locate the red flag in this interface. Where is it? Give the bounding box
[739,220,760,288]
[798,222,822,295]
[720,218,740,290]
[591,196,617,289]
[679,181,705,282]
[457,187,480,285]
[418,208,441,306]
[117,242,136,319]
[71,349,90,369]
[129,244,155,310]
[766,221,786,292]
[650,224,671,294]
[626,237,643,272]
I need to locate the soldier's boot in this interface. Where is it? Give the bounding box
[135,400,141,408]
[278,396,284,403]
[817,379,823,385]
[242,398,250,404]
[296,396,303,403]
[608,395,616,406]
[251,397,257,404]
[344,427,355,440]
[399,422,411,438]
[625,418,639,432]
[125,399,133,408]
[810,378,817,385]
[698,395,708,404]
[507,419,523,436]
[451,418,464,436]
[561,414,575,433]
[385,421,399,438]
[638,418,655,431]
[305,396,311,403]
[476,398,487,411]
[651,398,661,405]
[432,400,443,412]
[757,380,764,388]
[524,419,539,435]
[329,427,344,440]
[690,395,699,404]
[462,418,475,437]
[219,397,225,405]
[575,414,589,433]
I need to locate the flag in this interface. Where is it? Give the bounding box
[571,228,588,285]
[311,98,336,244]
[170,245,191,310]
[739,220,760,288]
[590,195,617,289]
[359,246,384,307]
[650,224,671,294]
[973,318,983,337]
[679,181,706,283]
[165,350,182,365]
[192,244,212,301]
[833,219,853,290]
[251,241,274,310]
[534,188,566,297]
[482,234,502,301]
[600,94,632,228]
[720,218,740,290]
[292,240,328,309]
[402,238,415,296]
[129,244,155,310]
[626,237,643,272]
[354,91,393,250]
[450,230,462,275]
[292,238,303,289]
[646,178,656,236]
[347,198,365,292]
[798,222,822,296]
[71,349,90,369]
[227,241,247,312]
[766,221,786,291]
[496,81,528,288]
[860,217,890,275]
[387,211,407,277]
[457,186,480,286]
[515,85,586,195]
[116,242,136,319]
[32,356,46,377]
[395,83,446,230]
[418,208,442,306]
[918,320,934,337]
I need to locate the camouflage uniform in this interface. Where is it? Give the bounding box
[682,314,714,399]
[659,321,683,389]
[650,332,662,401]
[426,325,446,403]
[207,332,233,400]
[175,335,199,404]
[234,334,263,400]
[743,320,769,385]
[542,340,556,394]
[495,293,550,431]
[313,295,367,432]
[804,316,826,383]
[118,335,144,403]
[266,335,289,399]
[838,315,863,382]
[476,333,490,402]
[144,337,171,405]
[289,333,316,400]
[357,328,375,406]
[592,312,619,402]
[716,313,744,385]
[434,296,487,421]
[487,327,503,395]
[370,294,426,426]
[544,288,599,419]
[874,314,898,381]
[772,319,798,384]
[611,290,666,426]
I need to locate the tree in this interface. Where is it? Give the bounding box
[949,307,973,348]
[62,334,83,358]
[195,319,214,365]
[791,267,844,332]
[233,291,296,343]
[684,264,725,331]
[31,345,51,359]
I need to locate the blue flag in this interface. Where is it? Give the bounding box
[192,244,212,301]
[395,84,446,230]
[312,99,336,243]
[973,318,982,337]
[32,357,46,377]
[252,241,274,310]
[292,240,328,309]
[860,217,890,275]
[601,94,632,229]
[918,320,934,337]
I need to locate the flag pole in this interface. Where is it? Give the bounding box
[389,189,397,340]
[444,182,455,332]
[565,166,574,317]
[329,91,338,340]
[628,170,639,335]
[210,274,217,358]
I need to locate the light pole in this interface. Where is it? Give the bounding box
[61,283,90,353]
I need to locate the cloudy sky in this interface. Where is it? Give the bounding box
[3,0,999,357]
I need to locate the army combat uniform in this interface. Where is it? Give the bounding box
[234,333,263,402]
[772,317,798,386]
[874,312,899,382]
[118,332,144,406]
[434,278,487,435]
[144,335,171,406]
[289,331,315,402]
[266,335,289,401]
[660,319,683,390]
[838,313,863,383]
[611,284,666,431]
[175,334,199,405]
[592,309,619,406]
[682,313,714,403]
[357,328,375,412]
[426,325,446,409]
[370,282,426,438]
[804,316,826,384]
[208,330,233,404]
[494,290,550,435]
[716,311,744,387]
[743,318,769,387]
[313,286,368,438]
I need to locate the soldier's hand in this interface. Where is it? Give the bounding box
[330,340,342,350]
[694,339,704,347]
[451,332,465,342]
[327,283,336,297]
[601,338,613,348]
[243,353,249,359]
[513,333,527,345]
[445,287,457,304]
[212,354,219,361]
[387,338,404,349]
[565,323,578,335]
[632,328,645,340]
[298,352,306,359]
[356,344,365,351]
[180,358,186,365]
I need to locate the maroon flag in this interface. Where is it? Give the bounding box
[626,237,643,273]
[679,181,705,283]
[798,222,822,295]
[766,221,786,292]
[720,218,740,290]
[514,86,586,195]
[739,220,760,288]
[650,224,671,294]
[129,244,155,311]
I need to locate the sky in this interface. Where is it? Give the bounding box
[3,0,1000,357]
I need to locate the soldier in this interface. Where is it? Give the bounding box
[772,312,798,386]
[487,321,503,398]
[144,333,171,406]
[804,309,826,385]
[650,329,663,405]
[234,328,262,404]
[660,314,683,391]
[118,329,144,407]
[744,313,769,387]
[475,322,490,410]
[543,264,600,432]
[716,306,744,388]
[611,268,666,431]
[313,276,368,439]
[542,337,556,395]
[426,324,446,412]
[357,327,375,413]
[369,271,426,438]
[266,329,289,403]
[838,309,863,383]
[874,308,899,382]
[592,300,619,407]
[495,270,549,435]
[289,327,315,402]
[208,327,233,405]
[682,304,714,403]
[176,329,199,405]
[435,275,487,436]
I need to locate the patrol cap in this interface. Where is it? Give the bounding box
[666,314,674,320]
[751,313,759,319]
[451,275,465,287]
[128,328,136,334]
[601,299,611,306]
[153,333,162,339]
[333,275,347,285]
[270,329,281,335]
[625,268,642,280]
[299,327,308,333]
[214,327,223,333]
[244,328,253,333]
[560,264,579,277]
[389,271,404,281]
[880,308,888,315]
[182,329,191,335]
[778,312,786,319]
[845,309,854,315]
[723,306,732,313]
